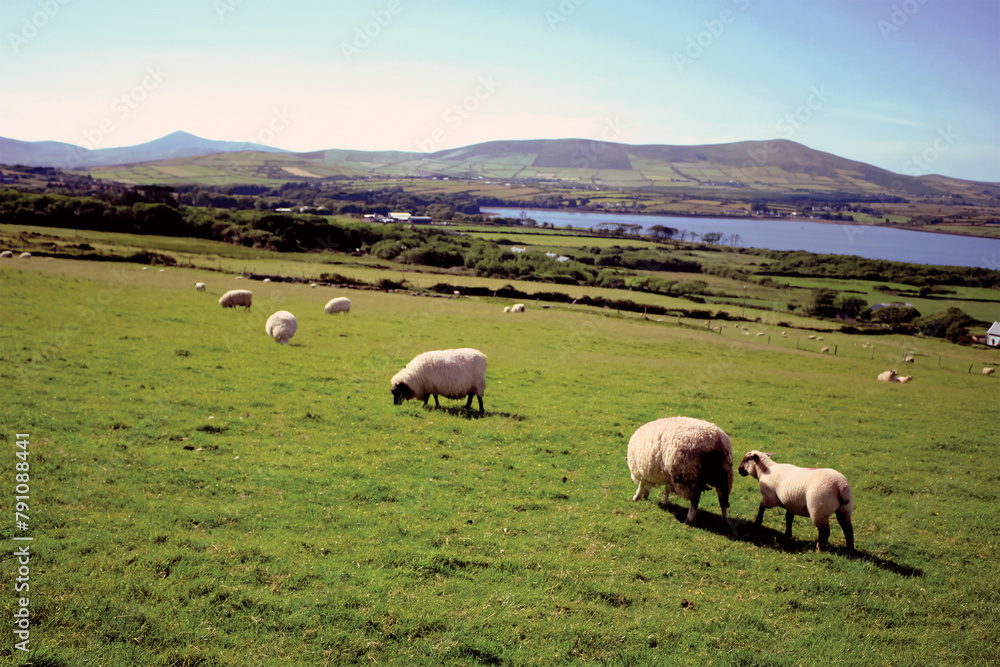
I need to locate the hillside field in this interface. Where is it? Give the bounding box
[1,249,998,665]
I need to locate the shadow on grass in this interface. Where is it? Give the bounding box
[422,405,527,421]
[657,501,924,577]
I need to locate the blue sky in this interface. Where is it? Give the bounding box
[1,0,998,181]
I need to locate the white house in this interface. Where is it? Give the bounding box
[987,321,1000,347]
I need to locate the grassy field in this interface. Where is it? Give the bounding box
[1,247,999,665]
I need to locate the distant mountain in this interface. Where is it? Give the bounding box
[2,133,995,200]
[0,131,287,168]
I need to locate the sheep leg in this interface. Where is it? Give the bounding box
[432,395,440,408]
[754,502,767,526]
[465,393,474,410]
[715,487,735,534]
[784,510,794,540]
[685,491,701,524]
[476,395,484,414]
[836,510,854,552]
[631,483,650,502]
[816,525,830,552]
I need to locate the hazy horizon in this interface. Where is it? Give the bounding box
[1,0,998,181]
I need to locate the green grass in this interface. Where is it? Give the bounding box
[1,253,999,666]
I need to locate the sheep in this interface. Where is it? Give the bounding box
[503,306,511,313]
[626,416,733,531]
[820,346,830,353]
[219,289,253,310]
[195,282,206,292]
[897,375,913,383]
[877,370,898,382]
[0,251,12,258]
[390,348,487,413]
[265,310,297,345]
[324,297,351,315]
[984,368,995,376]
[738,450,854,552]
[903,356,915,363]
[510,303,525,313]
[19,252,31,259]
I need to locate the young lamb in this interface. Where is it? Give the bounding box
[195,282,206,292]
[897,375,913,383]
[626,417,733,532]
[877,370,898,382]
[324,297,351,314]
[738,450,854,552]
[391,348,487,413]
[219,289,253,310]
[984,368,995,376]
[265,310,297,345]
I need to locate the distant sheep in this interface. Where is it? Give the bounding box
[195,282,206,292]
[626,416,733,531]
[820,346,830,353]
[510,303,525,313]
[324,297,351,315]
[503,306,511,313]
[877,370,898,382]
[984,368,995,376]
[263,278,271,283]
[738,450,853,552]
[391,348,487,413]
[219,289,253,310]
[897,375,913,383]
[0,251,12,258]
[903,356,914,363]
[19,252,31,259]
[807,335,816,340]
[265,310,297,345]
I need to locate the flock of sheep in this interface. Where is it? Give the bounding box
[213,286,351,346]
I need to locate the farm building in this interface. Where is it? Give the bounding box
[987,321,1000,347]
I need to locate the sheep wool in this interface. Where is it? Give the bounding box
[897,375,913,383]
[195,282,206,292]
[877,370,898,382]
[738,450,853,552]
[0,251,13,258]
[19,252,31,259]
[265,310,297,344]
[391,348,487,413]
[324,297,351,314]
[626,417,733,530]
[219,289,253,310]
[510,303,525,313]
[984,368,995,376]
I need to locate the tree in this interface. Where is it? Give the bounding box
[871,304,921,328]
[702,232,722,244]
[648,224,677,239]
[834,294,868,319]
[806,288,839,317]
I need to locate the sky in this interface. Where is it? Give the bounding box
[1,0,998,181]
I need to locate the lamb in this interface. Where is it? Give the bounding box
[503,306,511,313]
[324,297,351,314]
[897,375,913,383]
[391,348,487,413]
[195,282,206,292]
[218,289,253,310]
[903,356,915,363]
[0,251,12,258]
[738,451,853,552]
[265,310,297,345]
[983,368,995,376]
[626,417,733,531]
[510,303,525,313]
[877,370,898,382]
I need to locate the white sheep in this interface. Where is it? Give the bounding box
[324,297,351,314]
[984,367,995,376]
[391,348,487,413]
[219,289,253,310]
[897,375,913,383]
[626,417,733,531]
[903,356,915,363]
[510,303,525,313]
[265,310,297,345]
[820,346,830,353]
[19,252,31,259]
[195,282,206,292]
[263,278,271,283]
[738,450,854,552]
[0,251,12,258]
[503,306,511,313]
[877,370,898,382]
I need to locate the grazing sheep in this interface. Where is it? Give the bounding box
[235,275,244,280]
[263,278,271,283]
[391,348,487,413]
[756,332,765,337]
[877,370,898,382]
[807,335,816,340]
[265,310,297,345]
[626,417,733,531]
[141,266,149,271]
[195,282,206,292]
[738,450,853,552]
[503,306,511,313]
[19,252,31,259]
[984,367,995,376]
[510,303,525,313]
[903,356,914,363]
[897,375,913,383]
[0,251,12,258]
[219,289,253,310]
[820,346,830,353]
[310,283,318,288]
[324,297,351,315]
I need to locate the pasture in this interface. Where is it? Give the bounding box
[1,256,998,666]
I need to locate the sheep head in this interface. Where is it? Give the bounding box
[391,382,415,405]
[738,451,776,479]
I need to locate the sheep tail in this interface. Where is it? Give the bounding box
[835,478,853,511]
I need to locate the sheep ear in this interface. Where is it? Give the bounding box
[749,452,759,461]
[765,452,776,458]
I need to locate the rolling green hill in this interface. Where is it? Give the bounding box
[73,138,998,201]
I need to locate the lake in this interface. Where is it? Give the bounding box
[481,207,1000,270]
